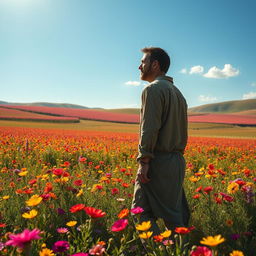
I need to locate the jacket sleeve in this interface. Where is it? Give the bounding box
[137,86,163,161]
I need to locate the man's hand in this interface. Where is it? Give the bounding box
[137,162,150,184]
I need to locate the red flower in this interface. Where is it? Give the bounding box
[63,161,70,167]
[214,196,222,204]
[111,188,119,195]
[28,179,37,185]
[190,246,212,256]
[195,186,202,193]
[84,207,106,218]
[73,179,83,187]
[193,194,201,199]
[235,180,246,186]
[175,226,194,234]
[111,219,128,232]
[70,204,86,213]
[203,186,213,194]
[79,156,87,163]
[208,164,215,170]
[53,168,64,176]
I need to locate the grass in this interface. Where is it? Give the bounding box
[0,120,256,138]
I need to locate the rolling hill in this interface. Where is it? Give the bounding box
[0,101,88,109]
[188,99,256,113]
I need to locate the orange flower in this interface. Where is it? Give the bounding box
[118,208,129,219]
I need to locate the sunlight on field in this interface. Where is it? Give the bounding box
[0,120,255,138]
[0,120,139,133]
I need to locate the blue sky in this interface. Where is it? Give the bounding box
[1,0,256,109]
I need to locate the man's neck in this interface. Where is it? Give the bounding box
[146,72,166,83]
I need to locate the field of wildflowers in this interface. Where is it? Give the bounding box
[0,126,255,255]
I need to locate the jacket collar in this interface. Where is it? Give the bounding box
[155,75,173,83]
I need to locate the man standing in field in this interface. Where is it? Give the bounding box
[132,47,190,234]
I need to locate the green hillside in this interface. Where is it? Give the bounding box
[104,108,140,114]
[188,99,256,113]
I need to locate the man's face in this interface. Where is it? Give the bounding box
[139,53,152,81]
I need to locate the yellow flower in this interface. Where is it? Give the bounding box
[26,195,43,207]
[139,231,153,239]
[230,250,244,256]
[39,248,55,256]
[160,230,172,238]
[2,195,10,200]
[76,189,83,197]
[18,171,28,176]
[22,209,38,219]
[66,221,77,227]
[60,177,69,183]
[227,182,239,194]
[136,221,151,231]
[189,176,200,182]
[200,234,225,247]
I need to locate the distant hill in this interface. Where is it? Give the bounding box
[188,99,256,114]
[1,98,255,114]
[0,101,88,109]
[104,108,140,115]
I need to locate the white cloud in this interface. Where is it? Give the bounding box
[124,81,141,86]
[251,82,256,87]
[242,92,256,100]
[198,95,218,102]
[189,65,204,74]
[180,68,187,74]
[203,64,239,79]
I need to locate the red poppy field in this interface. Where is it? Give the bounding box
[2,105,256,126]
[0,126,255,255]
[0,107,79,123]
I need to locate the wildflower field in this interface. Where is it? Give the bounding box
[0,125,255,256]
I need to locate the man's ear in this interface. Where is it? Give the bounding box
[152,60,160,71]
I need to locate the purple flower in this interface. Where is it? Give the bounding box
[57,208,66,215]
[52,240,70,252]
[230,234,240,240]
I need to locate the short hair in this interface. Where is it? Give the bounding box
[141,47,170,73]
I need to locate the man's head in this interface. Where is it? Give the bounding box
[139,47,170,82]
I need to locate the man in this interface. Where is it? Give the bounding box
[132,47,190,235]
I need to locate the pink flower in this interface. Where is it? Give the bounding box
[52,240,70,252]
[131,207,144,215]
[111,219,128,232]
[89,244,105,255]
[190,246,212,256]
[71,253,89,256]
[5,229,41,248]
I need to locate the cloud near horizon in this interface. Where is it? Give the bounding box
[189,65,204,74]
[203,64,239,79]
[124,81,141,86]
[198,95,218,102]
[242,92,256,100]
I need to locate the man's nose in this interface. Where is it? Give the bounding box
[138,64,142,70]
